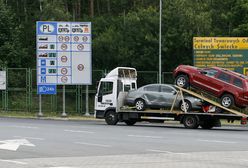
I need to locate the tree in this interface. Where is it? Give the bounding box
[0,0,28,68]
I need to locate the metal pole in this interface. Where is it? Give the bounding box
[85,85,90,116]
[61,85,67,117]
[38,94,43,117]
[159,0,162,84]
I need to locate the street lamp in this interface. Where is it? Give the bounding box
[159,0,162,84]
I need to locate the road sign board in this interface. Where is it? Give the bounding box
[0,71,6,90]
[36,21,92,91]
[38,85,56,94]
[193,37,248,74]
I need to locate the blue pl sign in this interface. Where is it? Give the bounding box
[38,85,56,95]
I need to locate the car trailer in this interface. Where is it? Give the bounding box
[110,86,248,129]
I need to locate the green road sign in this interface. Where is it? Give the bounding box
[193,37,248,75]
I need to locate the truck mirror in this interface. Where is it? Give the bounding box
[98,95,102,102]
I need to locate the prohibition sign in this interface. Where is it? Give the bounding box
[61,44,68,50]
[61,76,68,83]
[61,68,68,75]
[61,56,68,63]
[77,64,84,71]
[77,44,84,51]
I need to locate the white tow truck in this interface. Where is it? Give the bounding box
[94,67,248,129]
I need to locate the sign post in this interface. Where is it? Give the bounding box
[0,71,6,90]
[37,21,92,116]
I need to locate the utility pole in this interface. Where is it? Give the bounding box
[159,0,162,84]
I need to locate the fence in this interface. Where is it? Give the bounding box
[0,68,173,115]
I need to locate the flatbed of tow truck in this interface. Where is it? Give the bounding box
[115,86,248,129]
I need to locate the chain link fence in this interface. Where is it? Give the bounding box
[0,68,174,115]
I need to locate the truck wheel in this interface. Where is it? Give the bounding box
[135,99,146,111]
[124,120,137,126]
[220,94,234,108]
[175,75,189,88]
[179,100,192,112]
[105,111,118,125]
[200,122,214,129]
[183,115,199,129]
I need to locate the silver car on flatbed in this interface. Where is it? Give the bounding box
[125,84,202,112]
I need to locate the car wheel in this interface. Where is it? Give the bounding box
[124,120,137,126]
[105,110,118,125]
[183,115,199,129]
[220,94,234,108]
[175,75,189,88]
[135,99,146,111]
[180,100,192,112]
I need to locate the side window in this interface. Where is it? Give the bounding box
[161,86,174,93]
[131,82,136,90]
[99,82,113,96]
[144,85,159,92]
[233,78,243,88]
[124,85,131,91]
[217,72,231,83]
[205,69,218,77]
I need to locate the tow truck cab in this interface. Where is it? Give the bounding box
[94,67,137,118]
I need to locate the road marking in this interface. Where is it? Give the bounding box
[0,159,27,165]
[75,142,111,148]
[11,125,39,129]
[128,134,163,139]
[64,129,95,134]
[13,136,44,140]
[147,149,188,155]
[49,167,79,168]
[0,139,35,151]
[198,139,237,144]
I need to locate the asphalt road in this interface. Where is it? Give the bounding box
[0,118,248,168]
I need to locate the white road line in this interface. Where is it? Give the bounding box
[11,125,39,129]
[0,159,27,165]
[128,134,163,139]
[198,139,237,144]
[147,149,188,155]
[13,136,44,140]
[64,129,95,134]
[49,167,79,168]
[241,159,248,162]
[75,142,111,148]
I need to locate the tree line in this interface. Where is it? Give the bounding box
[0,0,248,72]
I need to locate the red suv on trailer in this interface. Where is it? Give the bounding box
[173,65,248,108]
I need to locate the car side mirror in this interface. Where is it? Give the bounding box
[172,90,177,95]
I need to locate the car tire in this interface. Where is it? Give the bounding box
[175,75,189,88]
[183,115,199,129]
[135,99,146,111]
[105,110,118,125]
[220,94,234,108]
[179,100,192,112]
[124,120,137,126]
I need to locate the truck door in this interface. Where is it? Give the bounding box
[96,81,116,111]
